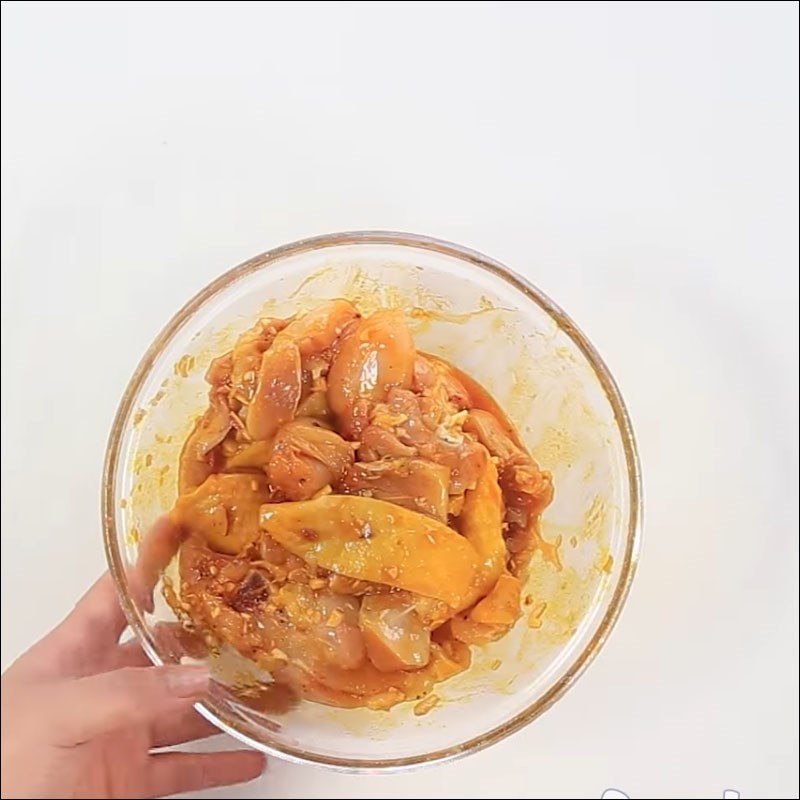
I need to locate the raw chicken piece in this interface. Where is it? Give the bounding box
[327,309,415,438]
[171,473,269,554]
[247,300,358,440]
[268,418,354,501]
[178,396,232,493]
[465,409,554,574]
[457,457,506,609]
[412,353,471,411]
[468,573,521,626]
[360,388,487,494]
[359,594,431,672]
[340,457,450,521]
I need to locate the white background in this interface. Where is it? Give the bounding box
[2,2,798,798]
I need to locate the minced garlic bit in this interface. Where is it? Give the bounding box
[435,425,463,446]
[229,410,252,440]
[325,609,344,627]
[528,602,547,629]
[373,410,408,427]
[270,648,289,662]
[490,659,502,671]
[413,694,440,716]
[173,354,196,378]
[446,410,468,427]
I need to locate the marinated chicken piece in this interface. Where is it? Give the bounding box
[178,538,366,677]
[223,439,273,471]
[247,338,302,441]
[171,473,269,554]
[275,638,469,710]
[272,583,366,670]
[180,538,464,708]
[447,614,508,646]
[178,396,232,493]
[360,388,487,494]
[247,301,358,441]
[260,495,480,608]
[357,425,417,461]
[463,408,525,464]
[468,572,521,626]
[178,354,237,493]
[288,299,359,360]
[465,409,554,573]
[327,309,415,437]
[320,579,452,628]
[296,390,332,424]
[229,317,289,405]
[457,457,506,609]
[340,458,450,521]
[359,594,431,672]
[501,464,555,568]
[267,418,354,501]
[412,354,472,411]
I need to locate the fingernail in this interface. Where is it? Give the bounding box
[165,665,211,698]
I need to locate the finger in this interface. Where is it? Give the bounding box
[152,621,210,661]
[62,572,128,647]
[50,664,210,745]
[147,750,266,797]
[106,639,153,670]
[150,706,219,748]
[129,516,183,613]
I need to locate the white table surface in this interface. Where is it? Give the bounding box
[2,2,798,798]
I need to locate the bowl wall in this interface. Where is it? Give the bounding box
[104,232,641,770]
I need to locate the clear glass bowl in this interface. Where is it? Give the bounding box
[103,231,642,771]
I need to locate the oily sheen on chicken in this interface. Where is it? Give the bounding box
[169,300,553,709]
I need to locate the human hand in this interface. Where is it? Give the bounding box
[0,522,265,799]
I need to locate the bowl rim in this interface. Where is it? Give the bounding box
[103,230,643,772]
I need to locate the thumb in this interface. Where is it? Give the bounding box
[50,664,210,745]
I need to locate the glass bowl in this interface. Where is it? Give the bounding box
[103,231,642,771]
